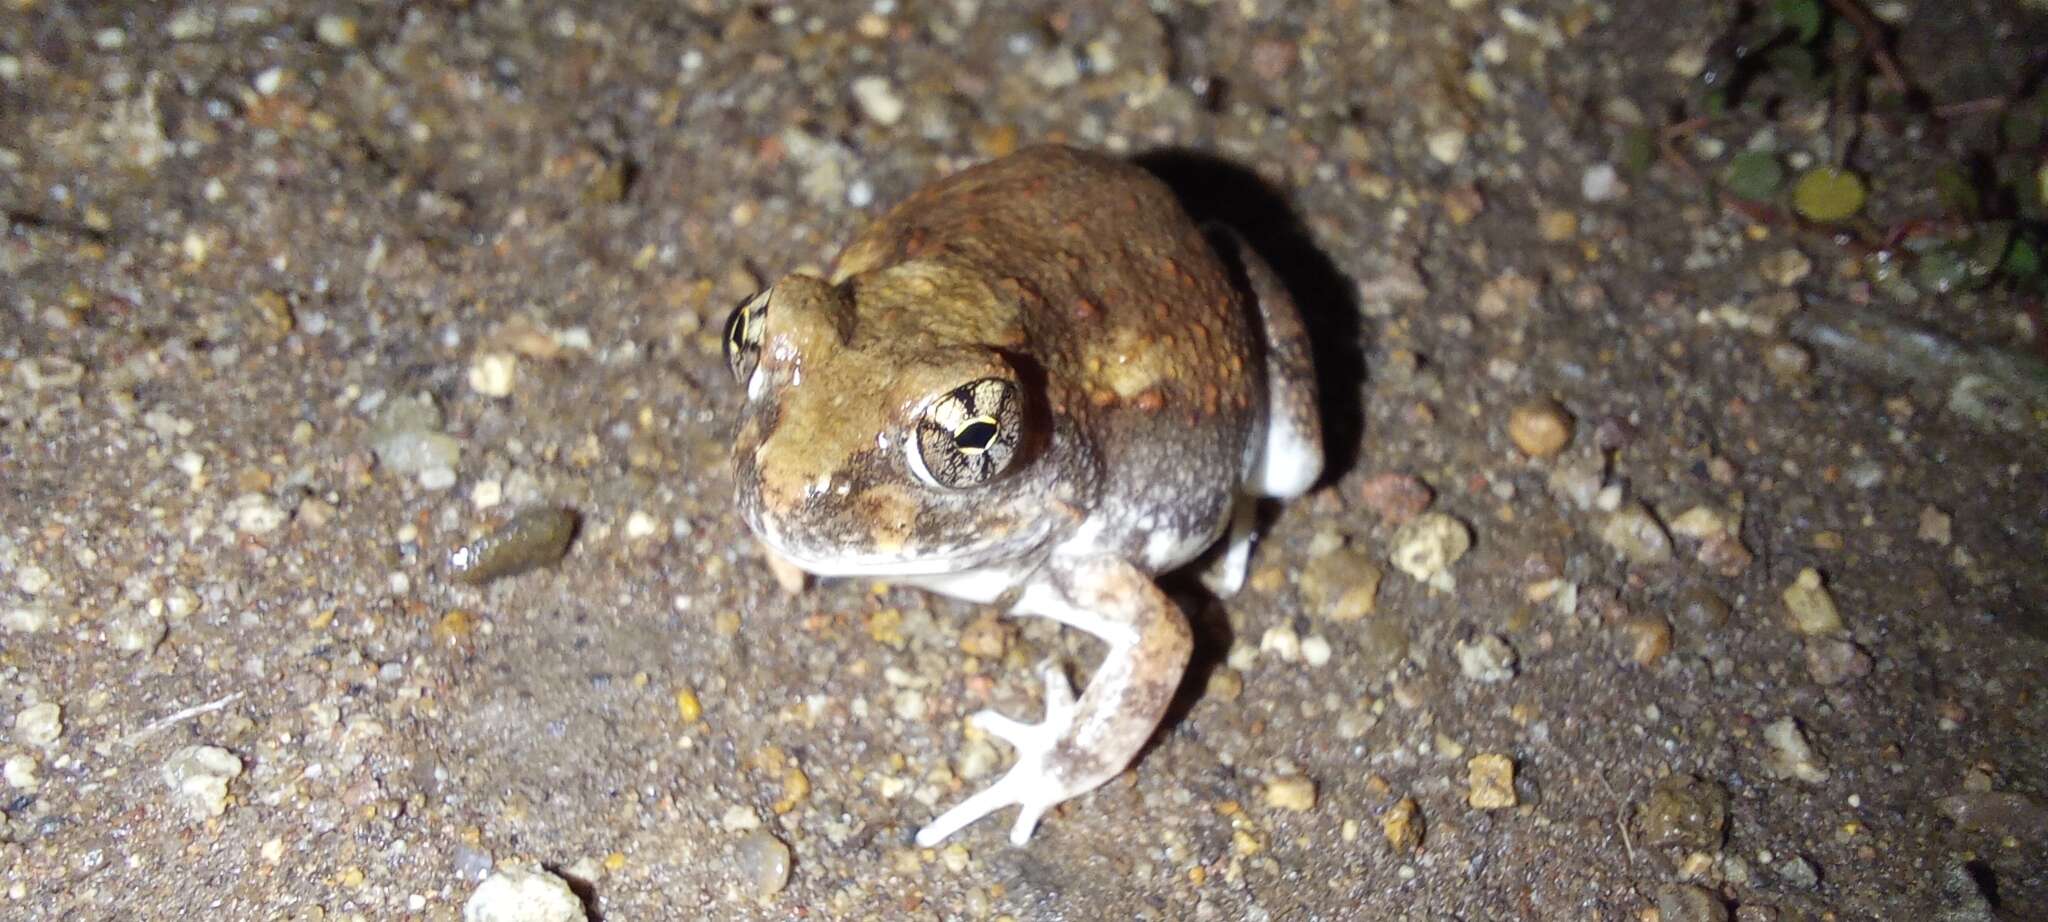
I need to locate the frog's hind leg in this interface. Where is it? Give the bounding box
[1223,227,1323,499]
[1200,228,1325,596]
[915,556,1191,847]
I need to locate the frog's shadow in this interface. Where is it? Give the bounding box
[1133,149,1369,729]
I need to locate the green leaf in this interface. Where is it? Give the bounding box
[1772,0,1825,43]
[1619,127,1657,175]
[1791,167,1867,222]
[1912,249,1969,294]
[1933,165,1979,218]
[2006,238,2041,278]
[1724,151,1786,200]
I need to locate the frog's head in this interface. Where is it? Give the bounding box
[725,272,1082,578]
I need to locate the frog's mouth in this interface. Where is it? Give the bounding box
[742,512,1055,580]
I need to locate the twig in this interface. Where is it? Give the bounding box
[116,692,246,747]
[1932,96,2008,119]
[1822,0,1911,99]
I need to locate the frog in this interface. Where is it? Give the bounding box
[725,144,1322,846]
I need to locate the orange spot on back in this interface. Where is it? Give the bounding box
[1135,390,1166,412]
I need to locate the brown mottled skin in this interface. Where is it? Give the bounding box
[729,144,1321,846]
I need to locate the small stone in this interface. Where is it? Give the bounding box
[1259,626,1301,662]
[1762,717,1829,784]
[850,76,906,126]
[1658,884,1730,922]
[1475,270,1541,318]
[1538,209,1578,241]
[4,754,38,790]
[1358,473,1433,524]
[106,605,167,655]
[1777,854,1821,888]
[1300,634,1332,668]
[1917,506,1952,546]
[15,564,52,595]
[1467,754,1517,809]
[1389,512,1471,592]
[957,614,1009,659]
[1263,775,1317,812]
[1506,399,1573,458]
[1582,163,1622,202]
[420,466,459,491]
[315,14,360,47]
[2,607,52,634]
[1426,127,1468,164]
[1763,340,1813,378]
[368,394,461,476]
[1599,503,1674,565]
[13,702,62,747]
[463,867,587,922]
[1780,568,1843,636]
[1803,637,1872,685]
[468,353,518,397]
[162,744,243,819]
[1300,545,1382,620]
[1636,773,1727,852]
[1758,249,1813,287]
[1454,634,1517,683]
[1617,615,1673,666]
[1382,796,1424,853]
[733,831,792,896]
[624,510,660,540]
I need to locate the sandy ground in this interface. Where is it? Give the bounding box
[3,1,2046,919]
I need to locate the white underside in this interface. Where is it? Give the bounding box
[1250,412,1321,499]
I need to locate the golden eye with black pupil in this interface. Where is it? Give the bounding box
[913,378,1022,488]
[722,289,768,384]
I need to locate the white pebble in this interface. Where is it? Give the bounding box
[419,466,458,491]
[1388,513,1472,593]
[850,76,906,126]
[3,754,38,790]
[231,492,289,534]
[463,867,587,922]
[624,510,660,540]
[1300,634,1332,668]
[162,744,243,819]
[3,607,51,633]
[1581,163,1621,202]
[1455,635,1518,683]
[1425,128,1468,165]
[468,353,518,397]
[14,702,63,747]
[14,564,51,595]
[253,66,284,96]
[1259,626,1301,662]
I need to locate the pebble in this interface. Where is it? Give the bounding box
[1636,773,1727,851]
[1761,717,1829,784]
[1916,506,1952,546]
[1299,544,1382,620]
[4,754,38,790]
[1780,568,1843,635]
[1802,637,1871,685]
[161,744,243,819]
[1425,127,1468,164]
[1382,797,1424,853]
[2,606,52,633]
[469,353,519,397]
[315,14,360,48]
[420,466,459,491]
[1657,884,1730,922]
[850,76,907,126]
[1388,512,1471,592]
[733,830,792,896]
[1599,502,1673,565]
[462,867,587,922]
[230,492,289,533]
[1936,790,2048,840]
[1762,340,1813,378]
[106,605,167,655]
[1299,634,1332,667]
[1758,249,1813,287]
[1259,626,1301,663]
[1581,163,1622,202]
[1466,754,1517,809]
[1454,634,1517,683]
[1616,615,1673,665]
[1263,775,1317,812]
[448,507,580,584]
[15,564,52,595]
[1506,398,1573,457]
[368,394,462,476]
[1776,854,1820,888]
[14,702,62,747]
[1358,473,1433,524]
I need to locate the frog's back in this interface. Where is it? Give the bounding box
[831,144,1262,566]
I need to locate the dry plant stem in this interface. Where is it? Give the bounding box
[1821,0,1910,98]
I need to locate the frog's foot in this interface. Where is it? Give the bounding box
[1199,494,1259,598]
[915,663,1081,848]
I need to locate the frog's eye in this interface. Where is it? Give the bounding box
[722,289,770,384]
[911,378,1023,489]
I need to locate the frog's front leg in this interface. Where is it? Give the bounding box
[915,555,1192,847]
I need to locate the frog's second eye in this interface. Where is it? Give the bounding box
[722,289,769,384]
[912,378,1022,489]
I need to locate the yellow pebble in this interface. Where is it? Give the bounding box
[675,688,702,724]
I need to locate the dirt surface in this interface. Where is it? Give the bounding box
[3,2,2046,920]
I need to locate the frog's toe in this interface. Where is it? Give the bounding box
[916,665,1086,847]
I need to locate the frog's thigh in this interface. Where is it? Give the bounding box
[1214,227,1323,499]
